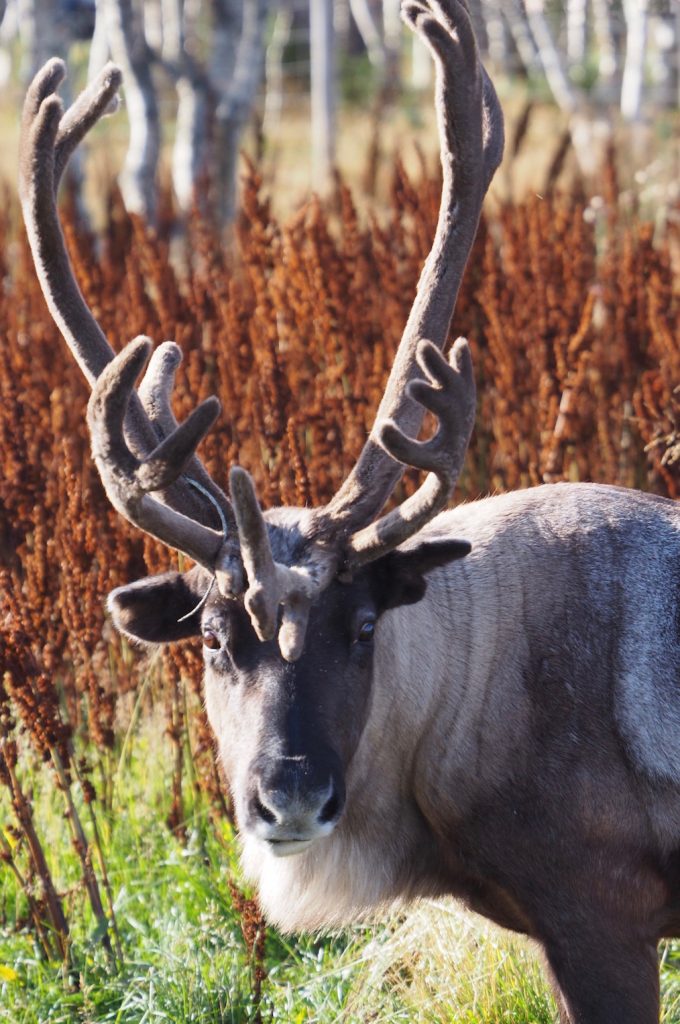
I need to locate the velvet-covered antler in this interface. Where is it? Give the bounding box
[20,0,504,662]
[230,469,336,661]
[224,0,504,636]
[19,58,242,592]
[346,337,475,564]
[321,0,503,544]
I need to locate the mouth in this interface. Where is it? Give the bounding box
[265,837,315,858]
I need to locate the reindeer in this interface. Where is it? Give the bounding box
[18,2,680,1021]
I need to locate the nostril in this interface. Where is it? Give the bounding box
[318,787,342,825]
[253,793,277,825]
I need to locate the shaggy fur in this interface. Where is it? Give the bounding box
[110,481,680,1023]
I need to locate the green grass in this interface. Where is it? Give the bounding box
[1,703,680,1023]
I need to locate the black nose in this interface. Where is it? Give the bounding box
[248,757,345,834]
[318,784,342,824]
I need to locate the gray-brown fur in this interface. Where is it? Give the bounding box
[108,483,680,1023]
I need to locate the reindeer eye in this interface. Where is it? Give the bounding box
[202,630,221,651]
[356,620,375,643]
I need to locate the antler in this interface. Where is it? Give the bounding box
[20,0,503,662]
[19,58,243,593]
[216,0,503,630]
[229,469,336,661]
[347,337,475,564]
[322,0,504,555]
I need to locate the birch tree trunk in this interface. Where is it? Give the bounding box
[310,0,336,191]
[349,0,385,70]
[465,0,488,57]
[173,75,209,211]
[483,0,539,75]
[0,0,9,87]
[18,0,68,79]
[480,0,512,68]
[620,0,649,121]
[87,7,110,81]
[591,0,620,100]
[212,0,270,225]
[648,11,677,109]
[524,0,577,113]
[97,0,160,222]
[566,0,587,66]
[163,0,210,213]
[143,0,163,53]
[676,5,680,110]
[382,0,402,96]
[264,3,294,135]
[523,0,614,177]
[410,28,431,88]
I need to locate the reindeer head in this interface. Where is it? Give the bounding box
[19,0,503,858]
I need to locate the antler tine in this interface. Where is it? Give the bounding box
[19,60,165,468]
[54,63,122,190]
[20,59,241,582]
[19,60,125,388]
[322,0,503,536]
[230,468,335,662]
[88,338,229,568]
[347,338,475,565]
[138,342,238,534]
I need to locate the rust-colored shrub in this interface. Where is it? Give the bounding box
[0,158,677,959]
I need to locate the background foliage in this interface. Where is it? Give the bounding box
[0,111,678,1020]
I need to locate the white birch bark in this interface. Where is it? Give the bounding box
[18,0,68,78]
[173,73,209,211]
[503,0,540,74]
[161,0,182,61]
[213,0,270,224]
[20,0,89,198]
[0,0,10,87]
[648,10,676,110]
[524,0,578,113]
[310,0,336,191]
[382,0,401,56]
[382,0,402,89]
[1,0,16,39]
[523,0,613,177]
[87,7,110,81]
[620,0,649,121]
[349,0,386,70]
[209,0,240,100]
[161,0,210,213]
[480,0,511,68]
[410,27,431,89]
[591,0,619,98]
[566,0,587,66]
[465,0,488,58]
[97,0,161,221]
[676,4,680,110]
[264,3,294,134]
[143,0,164,53]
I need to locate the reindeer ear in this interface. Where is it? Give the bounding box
[371,539,470,611]
[107,565,210,644]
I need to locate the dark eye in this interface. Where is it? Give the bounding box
[202,630,221,651]
[356,620,375,644]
